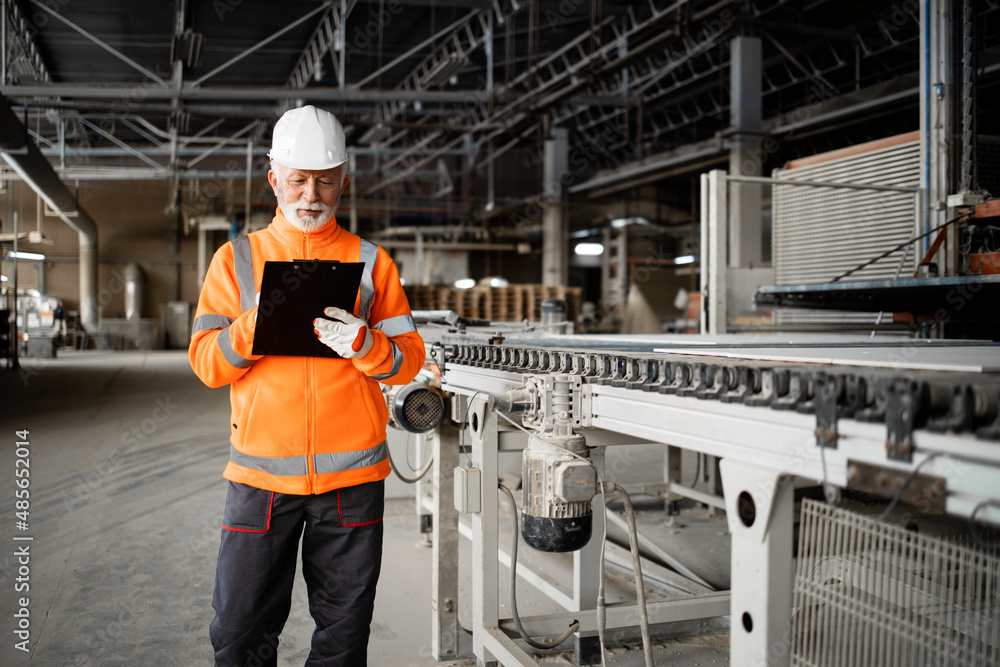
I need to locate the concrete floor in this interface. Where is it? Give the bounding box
[0,350,729,666]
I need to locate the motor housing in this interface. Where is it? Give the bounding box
[521,432,596,552]
[386,382,445,433]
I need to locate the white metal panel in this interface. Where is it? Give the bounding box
[771,139,921,326]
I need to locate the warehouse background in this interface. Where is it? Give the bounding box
[3,0,996,344]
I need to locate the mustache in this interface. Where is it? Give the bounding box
[290,202,331,211]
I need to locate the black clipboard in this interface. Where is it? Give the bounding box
[252,259,364,358]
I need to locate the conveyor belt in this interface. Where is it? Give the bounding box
[437,334,1000,446]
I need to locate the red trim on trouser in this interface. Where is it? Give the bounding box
[337,488,383,527]
[222,491,274,532]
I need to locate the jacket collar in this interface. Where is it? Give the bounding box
[268,206,345,249]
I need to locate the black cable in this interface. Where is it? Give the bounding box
[968,500,1000,550]
[387,434,433,484]
[876,452,945,522]
[830,212,972,283]
[498,483,580,650]
[458,391,485,427]
[405,430,418,470]
[688,452,702,489]
[429,341,444,368]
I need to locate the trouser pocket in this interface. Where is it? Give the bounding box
[222,481,274,532]
[336,480,385,527]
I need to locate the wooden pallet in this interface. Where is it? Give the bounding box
[403,284,581,330]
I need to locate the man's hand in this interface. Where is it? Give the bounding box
[314,307,373,359]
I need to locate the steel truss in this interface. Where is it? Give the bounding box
[2,0,993,205]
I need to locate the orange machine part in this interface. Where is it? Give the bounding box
[969,253,1000,275]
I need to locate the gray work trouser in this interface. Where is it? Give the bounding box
[210,479,385,667]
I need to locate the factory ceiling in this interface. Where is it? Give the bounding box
[1,0,999,223]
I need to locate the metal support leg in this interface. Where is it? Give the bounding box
[664,445,682,515]
[573,448,605,665]
[706,455,724,515]
[432,423,474,661]
[415,432,433,546]
[469,398,500,667]
[720,459,794,667]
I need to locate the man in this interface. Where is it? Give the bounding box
[189,105,424,666]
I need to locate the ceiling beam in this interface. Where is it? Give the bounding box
[285,4,350,90]
[36,145,467,159]
[190,2,334,86]
[353,10,480,89]
[28,0,169,87]
[4,0,53,84]
[0,83,496,103]
[186,120,260,168]
[357,0,491,7]
[568,138,728,197]
[76,117,166,171]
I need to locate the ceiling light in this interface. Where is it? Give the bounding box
[610,216,652,229]
[8,251,46,261]
[454,278,476,290]
[674,255,696,265]
[575,243,604,256]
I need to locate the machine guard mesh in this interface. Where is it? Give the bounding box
[791,499,1000,667]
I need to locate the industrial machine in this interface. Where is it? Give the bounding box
[389,321,1000,667]
[12,291,64,358]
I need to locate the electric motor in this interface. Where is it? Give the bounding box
[521,432,596,552]
[386,382,445,433]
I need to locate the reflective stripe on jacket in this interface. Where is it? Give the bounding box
[189,209,424,495]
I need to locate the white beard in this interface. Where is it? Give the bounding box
[278,198,335,232]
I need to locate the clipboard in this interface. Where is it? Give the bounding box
[252,259,364,358]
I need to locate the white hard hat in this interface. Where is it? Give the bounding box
[268,105,348,171]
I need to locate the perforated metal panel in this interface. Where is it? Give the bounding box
[792,500,1000,667]
[770,137,921,326]
[392,384,444,433]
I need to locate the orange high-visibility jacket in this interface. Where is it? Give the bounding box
[189,209,425,495]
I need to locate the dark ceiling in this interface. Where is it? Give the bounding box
[2,0,999,225]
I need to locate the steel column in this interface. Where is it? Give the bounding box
[542,128,569,287]
[704,169,727,334]
[920,0,955,274]
[728,36,764,269]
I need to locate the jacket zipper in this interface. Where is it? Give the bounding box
[304,233,316,494]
